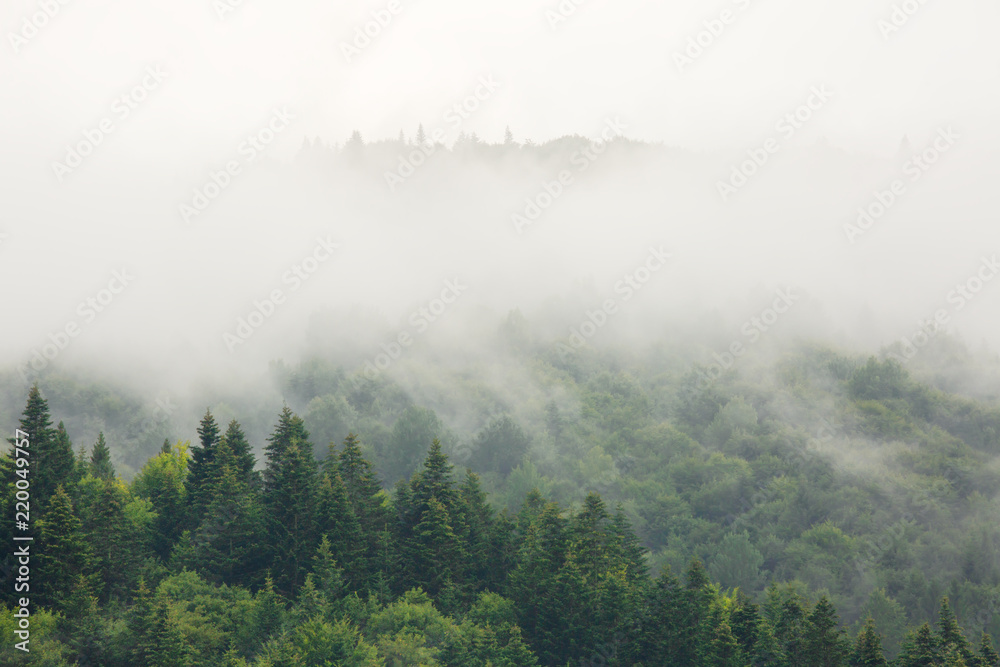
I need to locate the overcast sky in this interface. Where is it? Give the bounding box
[2,0,999,384]
[3,0,999,158]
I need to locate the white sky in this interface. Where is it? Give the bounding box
[1,0,999,380]
[1,0,998,159]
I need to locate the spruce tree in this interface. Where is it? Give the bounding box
[569,492,611,583]
[89,431,115,480]
[639,566,685,664]
[84,480,136,602]
[708,619,744,667]
[978,632,1000,667]
[804,594,850,667]
[337,432,385,526]
[49,420,76,496]
[129,580,187,667]
[262,410,318,595]
[897,623,941,667]
[187,409,222,527]
[852,617,889,667]
[609,505,649,586]
[938,597,974,663]
[770,586,809,667]
[410,495,465,598]
[11,385,70,511]
[35,485,92,610]
[220,419,258,488]
[177,462,266,588]
[316,472,366,588]
[456,470,496,589]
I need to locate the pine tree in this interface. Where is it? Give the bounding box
[681,559,716,666]
[938,597,974,662]
[129,579,157,665]
[49,420,76,495]
[316,472,366,588]
[148,592,189,667]
[262,409,318,595]
[770,585,809,667]
[72,443,88,486]
[456,470,496,589]
[177,463,266,588]
[805,594,850,667]
[59,574,104,665]
[11,385,70,511]
[504,125,514,146]
[852,617,889,667]
[220,419,258,488]
[639,566,685,664]
[337,432,386,533]
[897,623,941,667]
[508,500,570,661]
[35,485,93,610]
[129,580,187,667]
[569,492,611,582]
[264,406,310,488]
[89,431,115,480]
[310,535,347,602]
[410,495,465,598]
[977,632,1000,667]
[609,505,648,586]
[410,439,457,512]
[708,619,744,667]
[84,479,136,602]
[416,123,426,145]
[187,409,222,527]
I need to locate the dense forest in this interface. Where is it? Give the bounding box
[3,329,1000,665]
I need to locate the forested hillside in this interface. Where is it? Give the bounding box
[2,330,1000,665]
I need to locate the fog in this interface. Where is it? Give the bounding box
[2,0,1000,410]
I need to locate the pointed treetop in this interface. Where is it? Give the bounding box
[196,409,221,450]
[90,432,116,481]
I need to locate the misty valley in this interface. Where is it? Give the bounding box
[3,302,1000,665]
[4,2,1000,661]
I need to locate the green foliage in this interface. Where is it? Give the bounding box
[89,431,116,481]
[468,413,531,476]
[8,343,1000,667]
